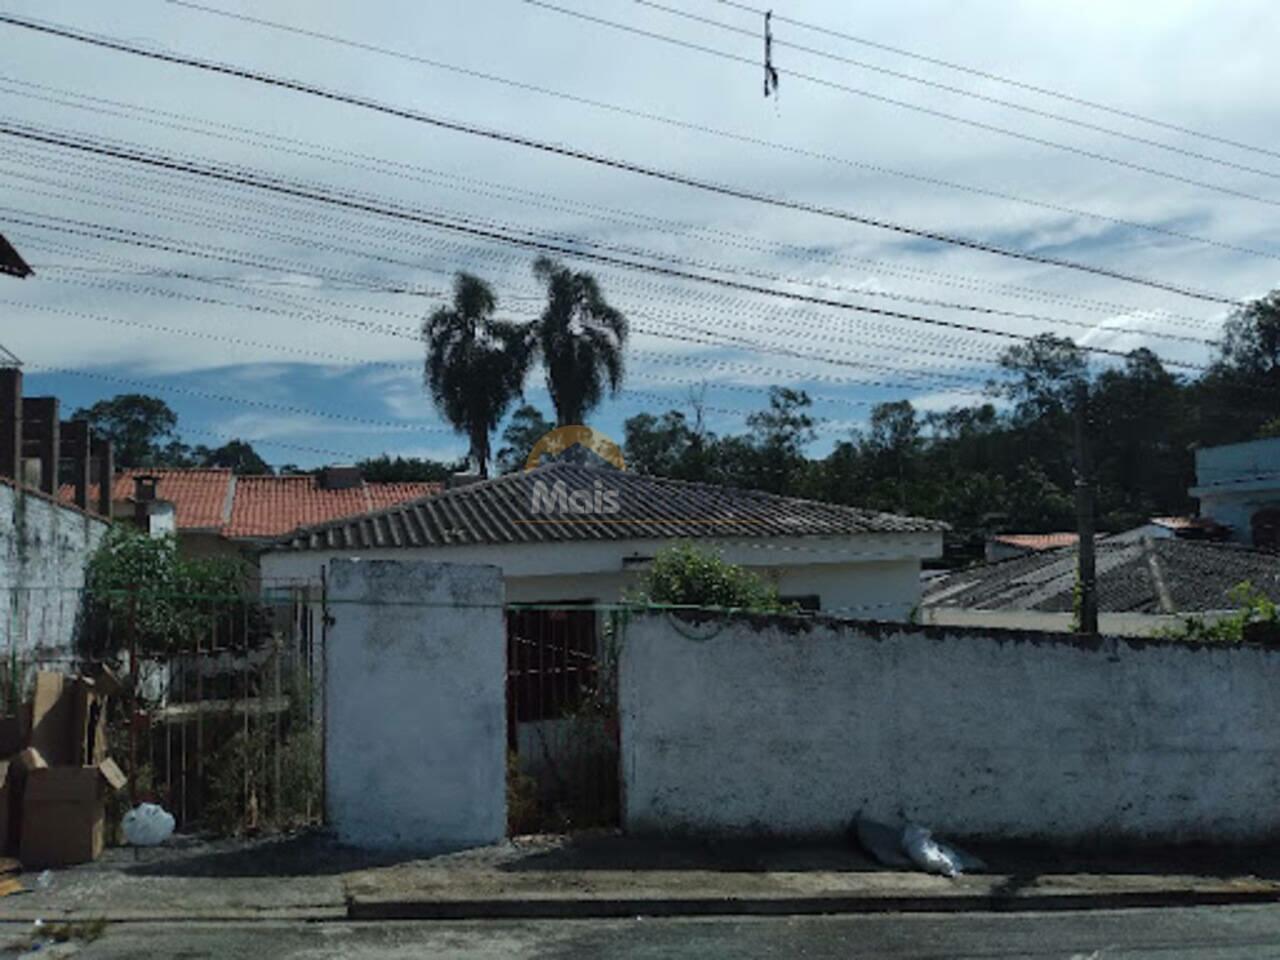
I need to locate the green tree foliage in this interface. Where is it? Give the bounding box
[636,543,784,612]
[73,394,179,467]
[355,455,459,483]
[495,404,554,474]
[86,525,250,655]
[531,257,628,426]
[423,272,533,477]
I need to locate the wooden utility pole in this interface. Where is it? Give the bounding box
[1073,380,1098,635]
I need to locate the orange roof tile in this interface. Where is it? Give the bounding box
[223,475,441,539]
[60,468,233,530]
[61,469,441,539]
[991,532,1080,551]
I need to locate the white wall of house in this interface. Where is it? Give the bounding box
[1191,438,1280,545]
[921,606,1235,637]
[260,532,940,619]
[620,612,1280,842]
[324,559,506,851]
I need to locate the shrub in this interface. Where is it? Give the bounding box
[1159,581,1278,643]
[636,543,787,612]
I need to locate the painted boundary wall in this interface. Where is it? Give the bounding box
[620,612,1280,842]
[325,559,506,851]
[1,480,108,665]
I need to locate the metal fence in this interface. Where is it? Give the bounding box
[4,581,325,836]
[505,605,621,835]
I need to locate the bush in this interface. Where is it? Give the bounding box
[636,543,786,612]
[1160,581,1279,643]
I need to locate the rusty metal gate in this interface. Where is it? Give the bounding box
[505,604,620,834]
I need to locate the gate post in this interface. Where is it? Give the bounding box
[324,560,506,851]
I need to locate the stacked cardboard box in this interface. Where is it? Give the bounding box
[0,670,127,868]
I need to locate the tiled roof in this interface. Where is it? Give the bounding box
[277,463,948,551]
[60,468,235,530]
[224,476,441,539]
[925,539,1280,614]
[60,469,440,539]
[1150,515,1227,533]
[990,532,1080,551]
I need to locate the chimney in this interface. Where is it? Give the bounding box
[133,474,159,503]
[317,465,363,490]
[447,470,483,490]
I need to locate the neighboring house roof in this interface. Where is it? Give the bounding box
[224,475,441,540]
[1148,515,1228,534]
[275,463,947,551]
[925,539,1280,615]
[989,532,1081,552]
[60,468,440,539]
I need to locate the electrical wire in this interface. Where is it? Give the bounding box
[708,0,1280,163]
[0,15,1245,305]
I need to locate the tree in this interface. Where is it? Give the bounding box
[992,333,1087,422]
[495,405,554,474]
[199,439,272,475]
[356,455,458,483]
[636,543,784,612]
[73,394,178,467]
[531,256,628,426]
[743,387,815,495]
[423,273,533,477]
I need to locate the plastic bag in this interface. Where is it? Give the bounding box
[901,823,964,878]
[122,803,175,846]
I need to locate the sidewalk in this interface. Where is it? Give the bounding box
[1,831,1278,923]
[346,833,1280,920]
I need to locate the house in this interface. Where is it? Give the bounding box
[259,462,947,621]
[60,466,441,564]
[1189,437,1280,549]
[922,537,1280,636]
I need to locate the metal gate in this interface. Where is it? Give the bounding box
[505,604,620,834]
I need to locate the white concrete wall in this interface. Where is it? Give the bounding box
[0,481,109,665]
[324,559,506,851]
[1191,437,1280,544]
[620,612,1280,843]
[921,606,1239,638]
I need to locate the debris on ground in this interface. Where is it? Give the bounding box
[2,669,129,871]
[851,815,985,877]
[123,804,175,847]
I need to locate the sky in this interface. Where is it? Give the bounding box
[1,0,1276,469]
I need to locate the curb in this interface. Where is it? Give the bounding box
[347,887,1280,921]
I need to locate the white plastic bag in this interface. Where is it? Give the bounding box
[122,803,175,846]
[901,823,964,878]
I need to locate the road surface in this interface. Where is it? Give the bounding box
[6,905,1280,958]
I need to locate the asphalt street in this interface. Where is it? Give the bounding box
[5,904,1280,959]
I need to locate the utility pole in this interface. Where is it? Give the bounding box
[1073,380,1098,635]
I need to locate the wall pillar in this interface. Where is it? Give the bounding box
[22,396,59,495]
[62,420,91,510]
[0,367,19,482]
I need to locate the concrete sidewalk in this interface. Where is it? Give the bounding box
[346,834,1280,920]
[1,832,1278,923]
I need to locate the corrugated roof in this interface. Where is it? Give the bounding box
[276,463,947,551]
[925,539,1280,614]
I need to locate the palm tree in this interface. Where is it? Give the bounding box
[531,257,628,426]
[423,273,532,477]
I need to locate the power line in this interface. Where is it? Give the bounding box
[519,0,1280,214]
[0,80,1236,328]
[708,0,1280,163]
[0,130,1223,376]
[111,7,1276,265]
[632,0,1280,183]
[0,147,1222,349]
[0,15,1245,305]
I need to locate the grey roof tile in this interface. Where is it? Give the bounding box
[276,462,946,551]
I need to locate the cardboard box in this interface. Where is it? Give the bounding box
[29,673,74,767]
[72,679,108,767]
[19,759,127,869]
